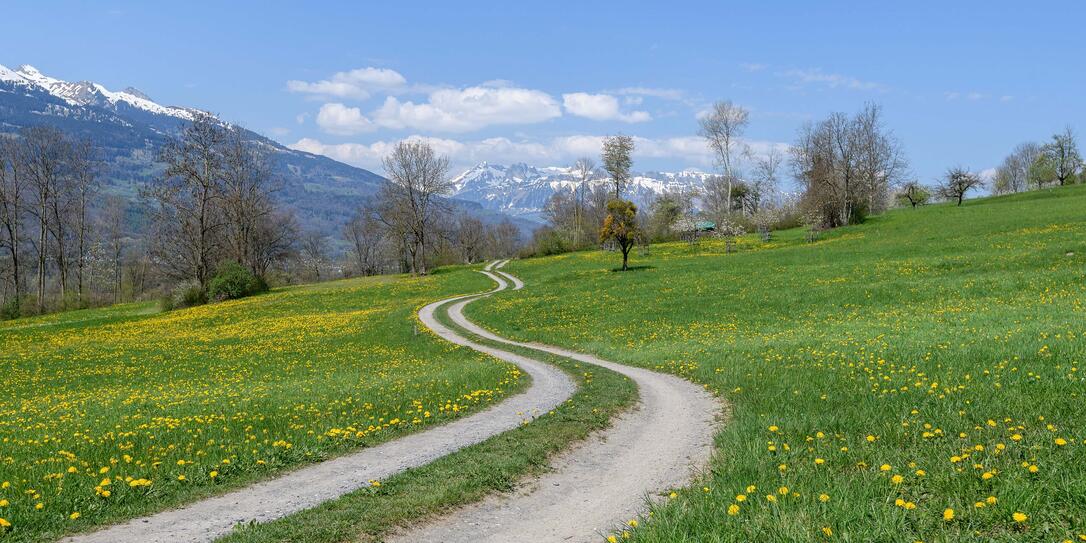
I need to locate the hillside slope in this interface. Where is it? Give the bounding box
[471,186,1086,542]
[0,64,531,237]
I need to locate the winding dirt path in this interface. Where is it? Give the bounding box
[63,261,720,543]
[387,262,720,543]
[62,262,576,543]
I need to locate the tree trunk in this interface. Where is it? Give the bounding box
[36,210,46,313]
[621,243,630,271]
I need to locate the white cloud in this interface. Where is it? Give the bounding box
[613,87,685,101]
[562,93,651,123]
[371,86,562,132]
[286,67,407,100]
[290,134,789,173]
[778,68,887,92]
[315,103,375,135]
[740,62,768,72]
[945,91,990,102]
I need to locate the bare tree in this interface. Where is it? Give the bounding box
[938,166,984,206]
[376,141,453,275]
[220,127,281,277]
[699,100,750,214]
[601,135,634,199]
[993,142,1042,194]
[147,114,228,287]
[1042,127,1082,186]
[0,138,26,311]
[790,103,908,227]
[571,157,596,242]
[20,126,70,312]
[749,146,783,212]
[343,205,386,276]
[488,219,521,258]
[101,196,127,302]
[250,209,297,279]
[454,214,487,264]
[853,103,908,213]
[702,175,736,225]
[69,137,100,302]
[298,230,329,281]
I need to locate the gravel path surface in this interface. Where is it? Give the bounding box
[62,262,576,543]
[387,262,721,543]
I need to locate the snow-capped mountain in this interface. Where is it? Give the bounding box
[3,64,200,120]
[0,63,536,237]
[450,162,715,221]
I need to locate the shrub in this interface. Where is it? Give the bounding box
[208,262,266,302]
[158,293,175,312]
[0,299,21,321]
[527,227,570,257]
[172,280,208,308]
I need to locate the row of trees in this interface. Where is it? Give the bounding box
[791,103,909,227]
[0,126,110,315]
[145,115,297,303]
[992,128,1082,194]
[2,119,528,318]
[339,141,522,277]
[532,100,908,264]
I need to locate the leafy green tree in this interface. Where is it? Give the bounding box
[896,181,930,208]
[1041,127,1082,186]
[599,199,642,271]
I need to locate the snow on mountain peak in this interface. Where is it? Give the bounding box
[0,64,28,84]
[3,63,195,120]
[450,161,715,221]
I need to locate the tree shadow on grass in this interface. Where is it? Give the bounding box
[607,265,656,273]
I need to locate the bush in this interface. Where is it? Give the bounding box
[208,262,266,302]
[527,227,571,257]
[0,299,21,321]
[172,280,208,308]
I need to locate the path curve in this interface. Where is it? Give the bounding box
[62,261,576,543]
[388,262,720,543]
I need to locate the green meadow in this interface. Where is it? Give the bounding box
[0,270,522,542]
[470,186,1086,542]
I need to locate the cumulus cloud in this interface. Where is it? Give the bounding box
[562,93,651,123]
[371,86,562,132]
[286,67,407,100]
[315,103,375,135]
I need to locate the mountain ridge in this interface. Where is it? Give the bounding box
[0,63,533,237]
[449,161,715,221]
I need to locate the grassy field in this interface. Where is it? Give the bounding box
[470,186,1086,542]
[0,269,525,542]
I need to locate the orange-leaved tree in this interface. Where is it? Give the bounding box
[599,199,642,271]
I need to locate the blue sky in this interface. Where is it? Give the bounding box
[2,1,1084,182]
